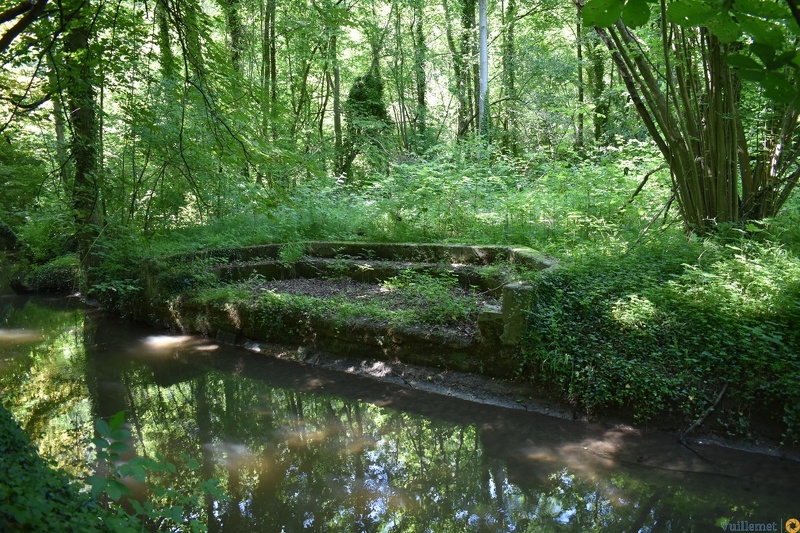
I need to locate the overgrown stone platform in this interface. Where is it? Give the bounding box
[138,242,557,376]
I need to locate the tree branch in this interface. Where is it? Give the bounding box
[0,0,50,55]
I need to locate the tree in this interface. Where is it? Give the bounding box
[478,0,489,136]
[582,0,800,232]
[336,70,392,179]
[0,0,49,55]
[61,0,102,269]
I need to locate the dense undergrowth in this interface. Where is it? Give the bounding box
[13,141,800,442]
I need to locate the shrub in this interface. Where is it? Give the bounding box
[518,233,800,440]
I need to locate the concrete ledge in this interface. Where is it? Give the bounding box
[138,242,558,373]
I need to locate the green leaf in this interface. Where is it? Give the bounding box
[705,12,742,43]
[108,441,131,454]
[109,428,132,441]
[583,0,624,27]
[667,0,716,26]
[105,479,130,501]
[87,475,107,499]
[95,419,111,438]
[761,72,798,103]
[750,42,777,65]
[622,0,651,27]
[735,66,768,82]
[109,411,126,431]
[733,0,791,20]
[726,53,763,69]
[737,13,786,48]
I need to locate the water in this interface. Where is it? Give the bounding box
[1,257,799,532]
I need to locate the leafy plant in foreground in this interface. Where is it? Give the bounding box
[88,411,227,532]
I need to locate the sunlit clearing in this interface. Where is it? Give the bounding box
[0,328,42,344]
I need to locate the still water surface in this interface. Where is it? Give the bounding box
[1,259,798,532]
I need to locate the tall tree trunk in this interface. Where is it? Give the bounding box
[329,33,344,175]
[393,6,410,150]
[63,0,101,273]
[267,0,277,140]
[500,0,518,154]
[442,0,469,138]
[463,0,478,136]
[576,6,584,150]
[223,0,245,72]
[478,0,489,136]
[587,32,608,143]
[412,1,427,149]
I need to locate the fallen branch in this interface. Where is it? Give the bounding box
[627,163,668,205]
[679,381,729,450]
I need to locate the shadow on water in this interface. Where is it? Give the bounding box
[1,255,798,531]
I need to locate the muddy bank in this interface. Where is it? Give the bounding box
[232,337,800,462]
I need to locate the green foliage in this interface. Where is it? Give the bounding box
[518,230,800,439]
[0,405,138,532]
[0,133,48,229]
[383,269,478,326]
[88,411,227,532]
[278,242,306,266]
[22,254,80,293]
[583,0,800,101]
[16,210,75,263]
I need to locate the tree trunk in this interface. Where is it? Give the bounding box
[576,6,584,150]
[329,33,344,175]
[478,0,489,136]
[62,0,101,271]
[412,1,427,149]
[587,33,608,143]
[223,0,245,72]
[500,0,518,154]
[463,0,478,136]
[442,0,469,138]
[584,0,800,232]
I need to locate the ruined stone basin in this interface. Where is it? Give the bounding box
[139,242,557,376]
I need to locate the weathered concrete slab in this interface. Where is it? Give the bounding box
[137,241,558,375]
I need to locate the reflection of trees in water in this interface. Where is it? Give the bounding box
[0,300,91,478]
[0,304,766,531]
[120,369,722,532]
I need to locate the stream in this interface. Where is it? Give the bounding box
[1,256,798,532]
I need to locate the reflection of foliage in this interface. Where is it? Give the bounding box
[89,411,227,532]
[0,299,787,531]
[0,405,137,532]
[119,369,776,531]
[0,301,92,477]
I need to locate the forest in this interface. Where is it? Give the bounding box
[2,0,800,455]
